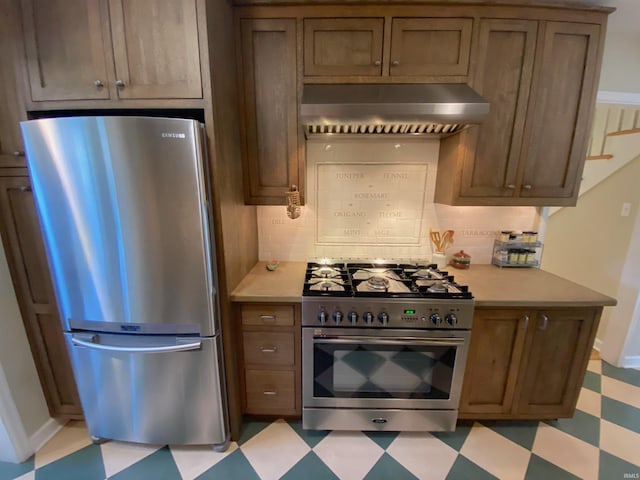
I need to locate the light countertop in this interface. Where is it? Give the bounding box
[230,262,617,307]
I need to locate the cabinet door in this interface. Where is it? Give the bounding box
[0,0,27,158]
[520,22,601,201]
[108,0,202,99]
[459,309,529,415]
[21,0,111,101]
[0,176,82,417]
[390,18,472,77]
[239,19,299,205]
[460,20,537,198]
[304,18,384,76]
[515,309,597,417]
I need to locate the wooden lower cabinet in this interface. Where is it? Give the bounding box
[0,173,82,418]
[238,303,301,416]
[459,307,600,420]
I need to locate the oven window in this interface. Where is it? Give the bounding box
[313,341,456,399]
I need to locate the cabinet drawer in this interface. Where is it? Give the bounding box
[243,331,294,366]
[241,305,294,326]
[245,370,295,413]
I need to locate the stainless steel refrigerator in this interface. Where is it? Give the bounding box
[21,116,229,449]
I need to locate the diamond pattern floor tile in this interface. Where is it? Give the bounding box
[602,375,640,409]
[524,454,581,480]
[386,432,458,480]
[313,431,384,480]
[544,410,600,447]
[459,422,531,480]
[601,396,640,434]
[479,421,539,450]
[35,444,105,480]
[170,442,238,480]
[602,361,640,387]
[107,446,180,480]
[364,453,418,480]
[599,450,640,479]
[100,441,161,478]
[196,449,259,480]
[576,386,602,418]
[6,359,640,480]
[240,420,310,480]
[582,370,602,393]
[445,455,497,480]
[280,451,339,480]
[531,423,599,480]
[599,419,640,468]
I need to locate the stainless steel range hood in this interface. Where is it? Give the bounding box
[301,84,489,137]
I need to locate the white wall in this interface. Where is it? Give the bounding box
[597,0,640,94]
[0,239,50,452]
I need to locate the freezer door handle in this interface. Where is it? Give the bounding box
[71,336,202,353]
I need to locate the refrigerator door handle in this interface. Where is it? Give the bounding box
[71,336,202,354]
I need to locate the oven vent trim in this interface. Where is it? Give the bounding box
[304,122,468,138]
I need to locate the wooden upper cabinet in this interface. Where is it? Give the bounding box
[304,18,384,76]
[389,18,472,77]
[519,22,600,201]
[0,175,82,418]
[515,309,597,416]
[302,17,472,79]
[459,19,538,198]
[108,0,202,99]
[239,18,300,205]
[21,0,111,101]
[21,0,202,102]
[436,19,603,206]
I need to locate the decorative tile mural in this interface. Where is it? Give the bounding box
[258,138,542,263]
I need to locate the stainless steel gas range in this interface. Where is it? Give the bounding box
[301,262,474,432]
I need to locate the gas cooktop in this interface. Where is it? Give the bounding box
[302,262,472,299]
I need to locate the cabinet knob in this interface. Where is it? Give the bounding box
[374,60,381,66]
[115,80,125,88]
[391,60,400,66]
[259,314,276,323]
[522,315,529,330]
[20,186,32,192]
[259,346,278,353]
[94,80,104,88]
[12,151,25,157]
[506,184,516,189]
[523,184,532,190]
[262,390,277,396]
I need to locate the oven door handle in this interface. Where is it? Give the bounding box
[314,336,465,347]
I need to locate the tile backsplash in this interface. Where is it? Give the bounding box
[259,138,543,264]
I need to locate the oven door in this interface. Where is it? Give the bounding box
[303,327,470,410]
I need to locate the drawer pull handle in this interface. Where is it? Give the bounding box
[263,390,277,396]
[522,315,529,330]
[259,315,276,323]
[539,314,549,330]
[260,346,278,353]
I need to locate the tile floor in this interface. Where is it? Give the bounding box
[1,359,639,480]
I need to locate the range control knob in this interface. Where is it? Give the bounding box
[318,310,327,325]
[348,311,358,325]
[445,313,458,326]
[429,313,441,326]
[363,312,374,325]
[333,311,343,325]
[378,312,389,325]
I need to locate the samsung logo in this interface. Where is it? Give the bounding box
[161,132,186,138]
